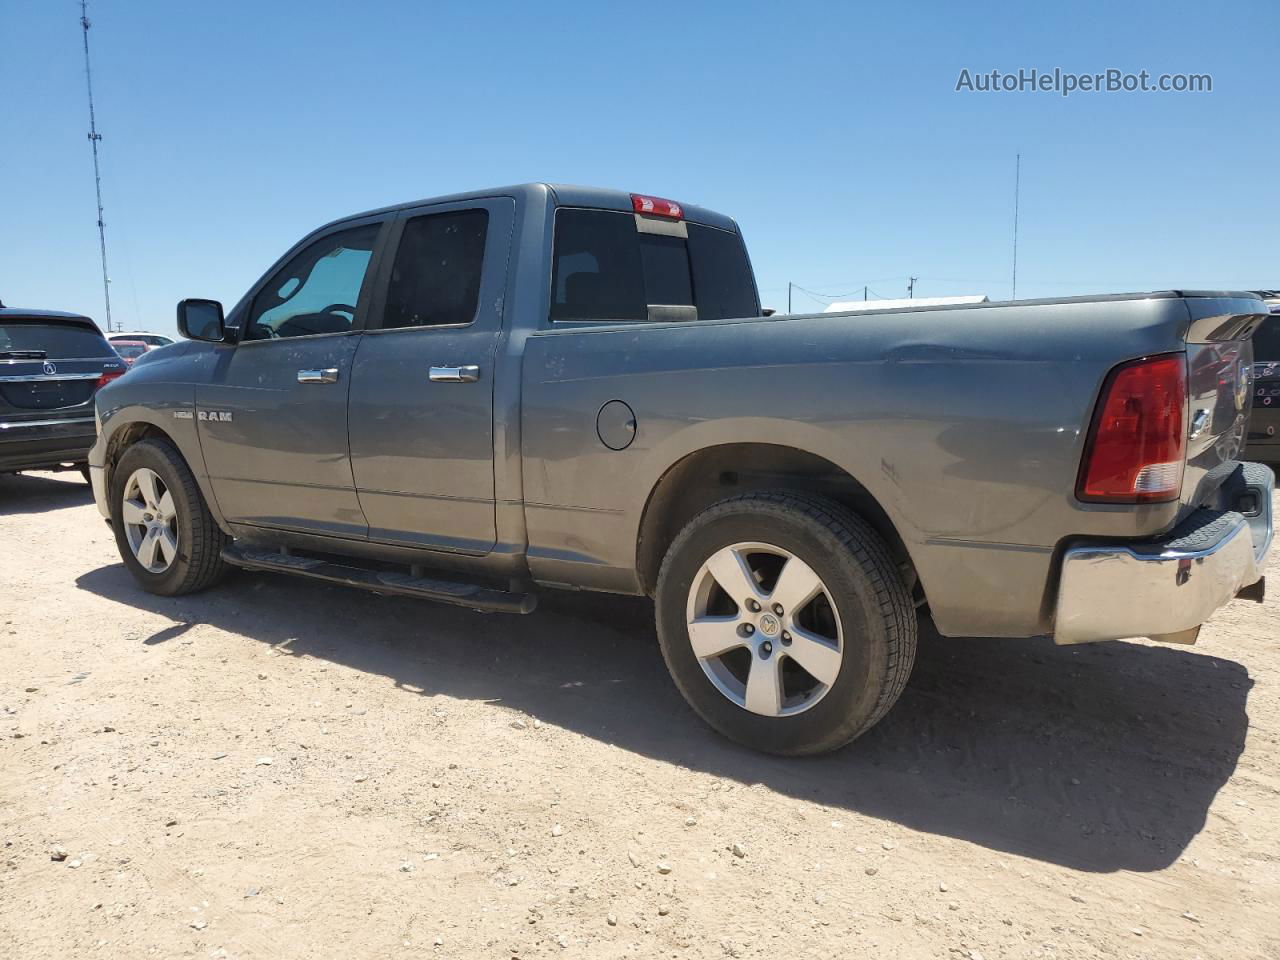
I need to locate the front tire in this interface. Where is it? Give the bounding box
[110,438,230,596]
[655,492,917,755]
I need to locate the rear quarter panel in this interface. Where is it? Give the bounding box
[520,296,1196,637]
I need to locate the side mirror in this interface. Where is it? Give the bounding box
[177,299,230,342]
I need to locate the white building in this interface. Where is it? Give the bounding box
[823,294,989,313]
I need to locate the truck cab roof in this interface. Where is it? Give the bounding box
[328,183,740,235]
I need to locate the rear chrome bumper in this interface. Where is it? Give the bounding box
[1054,462,1274,644]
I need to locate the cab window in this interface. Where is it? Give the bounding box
[550,210,646,322]
[549,208,759,323]
[245,223,380,340]
[382,210,488,329]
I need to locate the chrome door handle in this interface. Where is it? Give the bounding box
[297,368,339,384]
[429,364,480,383]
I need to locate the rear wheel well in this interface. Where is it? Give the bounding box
[635,444,918,600]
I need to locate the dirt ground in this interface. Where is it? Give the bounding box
[1,471,1277,960]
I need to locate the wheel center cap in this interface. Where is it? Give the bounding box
[758,613,781,637]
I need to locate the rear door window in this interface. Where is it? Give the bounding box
[0,322,113,358]
[550,209,758,323]
[382,209,489,329]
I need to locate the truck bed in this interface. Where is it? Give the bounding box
[519,290,1264,638]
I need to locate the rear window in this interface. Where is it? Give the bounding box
[638,233,694,307]
[114,343,147,359]
[551,210,646,321]
[1253,314,1280,362]
[0,321,112,358]
[687,223,760,321]
[550,209,758,323]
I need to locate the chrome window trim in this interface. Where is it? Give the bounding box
[234,328,361,348]
[362,321,477,335]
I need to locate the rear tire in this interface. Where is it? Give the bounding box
[110,438,230,596]
[655,492,916,755]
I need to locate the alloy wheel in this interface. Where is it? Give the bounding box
[685,541,844,717]
[121,467,178,573]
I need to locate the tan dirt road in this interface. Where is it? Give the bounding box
[1,471,1278,959]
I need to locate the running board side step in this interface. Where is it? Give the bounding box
[219,547,537,614]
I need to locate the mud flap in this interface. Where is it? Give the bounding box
[1236,576,1266,604]
[1148,625,1201,645]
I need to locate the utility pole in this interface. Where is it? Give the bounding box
[863,285,868,302]
[907,277,917,299]
[1011,152,1020,301]
[787,282,792,314]
[80,0,113,332]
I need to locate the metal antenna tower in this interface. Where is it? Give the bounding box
[1011,153,1020,301]
[80,0,113,332]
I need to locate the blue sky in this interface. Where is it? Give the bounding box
[2,0,1276,334]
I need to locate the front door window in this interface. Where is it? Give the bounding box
[244,224,380,340]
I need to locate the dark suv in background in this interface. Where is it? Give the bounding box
[0,308,126,480]
[1246,291,1280,463]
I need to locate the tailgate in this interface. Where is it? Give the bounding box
[1248,311,1280,445]
[0,365,100,412]
[1181,294,1270,510]
[0,319,124,427]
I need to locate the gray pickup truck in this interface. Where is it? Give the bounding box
[88,183,1274,755]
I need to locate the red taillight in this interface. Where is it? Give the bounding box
[630,193,684,219]
[95,368,126,391]
[1077,353,1187,503]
